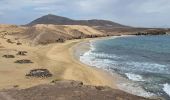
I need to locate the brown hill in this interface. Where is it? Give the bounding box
[27,14,128,27]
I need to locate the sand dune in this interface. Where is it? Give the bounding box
[0,24,104,45]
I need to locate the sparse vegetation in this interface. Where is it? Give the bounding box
[56,38,65,43]
[16,42,22,45]
[16,51,28,56]
[6,39,14,44]
[26,69,52,78]
[14,59,33,64]
[2,55,15,58]
[51,78,62,83]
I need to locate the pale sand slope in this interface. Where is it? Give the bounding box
[0,35,116,89]
[0,24,104,45]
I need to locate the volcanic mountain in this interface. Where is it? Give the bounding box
[27,14,127,27]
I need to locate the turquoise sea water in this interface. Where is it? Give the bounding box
[80,35,170,99]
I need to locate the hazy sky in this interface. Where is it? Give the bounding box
[0,0,170,27]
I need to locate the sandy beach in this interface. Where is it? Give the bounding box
[0,36,119,89]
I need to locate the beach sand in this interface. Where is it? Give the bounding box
[0,37,118,89]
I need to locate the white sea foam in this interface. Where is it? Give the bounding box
[80,41,120,69]
[89,40,96,51]
[118,83,155,97]
[80,50,113,69]
[125,73,145,81]
[163,83,170,96]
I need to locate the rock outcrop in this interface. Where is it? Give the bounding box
[135,29,166,35]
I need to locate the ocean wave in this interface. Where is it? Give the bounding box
[124,62,169,74]
[89,40,96,51]
[86,51,121,59]
[163,83,170,96]
[80,51,114,69]
[88,40,122,59]
[125,73,145,81]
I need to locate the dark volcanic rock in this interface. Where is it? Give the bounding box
[26,69,52,78]
[135,29,166,35]
[3,80,154,100]
[14,59,33,64]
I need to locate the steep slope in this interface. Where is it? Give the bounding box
[28,14,127,27]
[0,24,104,45]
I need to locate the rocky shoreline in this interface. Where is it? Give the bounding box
[134,29,167,35]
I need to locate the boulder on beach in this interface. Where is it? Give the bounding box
[14,59,33,64]
[26,69,52,78]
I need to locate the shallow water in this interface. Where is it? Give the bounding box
[80,35,170,99]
